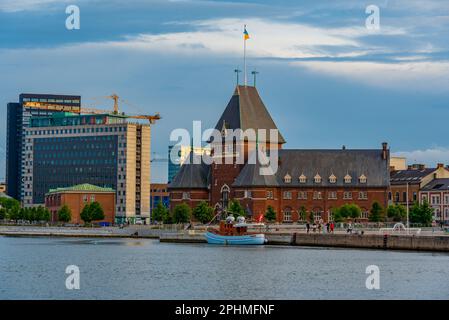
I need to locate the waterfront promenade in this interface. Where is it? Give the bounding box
[1,224,449,252]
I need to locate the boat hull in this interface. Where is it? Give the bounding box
[205,232,266,245]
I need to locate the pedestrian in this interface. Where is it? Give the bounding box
[347,222,353,234]
[318,223,322,233]
[312,222,317,233]
[326,223,330,233]
[306,222,310,234]
[330,222,335,233]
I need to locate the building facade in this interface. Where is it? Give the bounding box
[45,183,115,225]
[6,94,81,201]
[23,112,151,224]
[420,178,449,223]
[168,145,211,183]
[169,85,390,223]
[0,183,6,194]
[150,183,170,211]
[389,163,449,207]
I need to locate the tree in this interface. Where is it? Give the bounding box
[192,201,214,224]
[58,205,72,223]
[410,200,433,225]
[229,200,245,218]
[173,203,191,223]
[0,207,7,220]
[152,202,169,223]
[264,206,277,222]
[81,202,105,224]
[387,204,406,222]
[90,202,105,221]
[309,211,315,223]
[336,204,361,219]
[298,206,307,221]
[369,201,384,222]
[332,209,344,223]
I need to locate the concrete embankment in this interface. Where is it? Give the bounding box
[2,226,449,252]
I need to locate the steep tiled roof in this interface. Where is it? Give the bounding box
[47,183,115,194]
[233,149,389,188]
[213,86,285,144]
[168,153,211,189]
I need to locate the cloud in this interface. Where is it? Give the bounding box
[393,148,449,167]
[292,60,449,92]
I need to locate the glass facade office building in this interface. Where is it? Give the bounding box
[23,113,152,224]
[6,94,81,201]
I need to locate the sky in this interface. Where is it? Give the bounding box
[0,0,448,183]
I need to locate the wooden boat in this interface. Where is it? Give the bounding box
[205,218,267,245]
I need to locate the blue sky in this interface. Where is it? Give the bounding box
[1,0,449,182]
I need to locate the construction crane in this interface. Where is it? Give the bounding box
[83,93,161,124]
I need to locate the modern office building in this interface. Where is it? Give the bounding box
[6,94,81,201]
[23,112,152,224]
[168,144,211,183]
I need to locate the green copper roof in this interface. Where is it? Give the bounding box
[48,184,115,194]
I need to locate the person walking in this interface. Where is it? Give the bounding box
[312,222,317,233]
[306,222,310,234]
[330,222,335,233]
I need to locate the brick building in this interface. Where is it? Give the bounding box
[45,183,115,225]
[169,85,390,223]
[420,179,449,223]
[389,163,449,207]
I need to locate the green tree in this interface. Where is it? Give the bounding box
[0,197,20,211]
[80,203,93,224]
[152,202,169,223]
[387,204,406,222]
[0,207,7,220]
[369,201,384,222]
[410,200,433,225]
[336,204,361,219]
[309,211,315,223]
[229,200,245,218]
[173,203,191,223]
[192,201,214,224]
[264,205,277,222]
[298,206,307,221]
[8,207,20,221]
[41,208,51,222]
[90,202,105,221]
[332,209,344,223]
[58,205,72,223]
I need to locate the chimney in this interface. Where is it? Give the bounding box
[437,163,444,168]
[382,142,388,160]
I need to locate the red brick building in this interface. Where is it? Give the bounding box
[169,85,390,223]
[45,183,115,225]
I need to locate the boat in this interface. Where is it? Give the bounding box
[205,215,267,245]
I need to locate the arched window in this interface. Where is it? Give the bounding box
[283,207,292,222]
[221,185,230,209]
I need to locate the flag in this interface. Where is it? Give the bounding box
[244,26,250,40]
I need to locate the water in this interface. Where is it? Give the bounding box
[0,236,448,300]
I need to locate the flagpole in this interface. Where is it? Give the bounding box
[244,24,247,86]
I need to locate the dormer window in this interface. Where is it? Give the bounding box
[299,173,307,184]
[359,174,367,184]
[329,174,337,184]
[284,173,292,184]
[314,174,322,184]
[344,174,352,184]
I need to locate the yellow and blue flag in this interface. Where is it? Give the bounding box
[243,26,250,40]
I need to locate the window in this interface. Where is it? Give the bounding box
[395,192,400,202]
[267,191,274,199]
[244,190,252,199]
[358,191,368,200]
[343,191,352,200]
[283,191,292,199]
[90,195,95,202]
[297,191,307,200]
[314,174,322,184]
[299,174,307,184]
[328,191,337,199]
[182,192,190,200]
[221,185,230,208]
[413,192,417,202]
[283,208,292,222]
[313,191,322,200]
[284,174,292,184]
[329,174,337,184]
[83,195,88,203]
[431,195,440,205]
[359,174,367,184]
[344,174,352,184]
[402,192,407,202]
